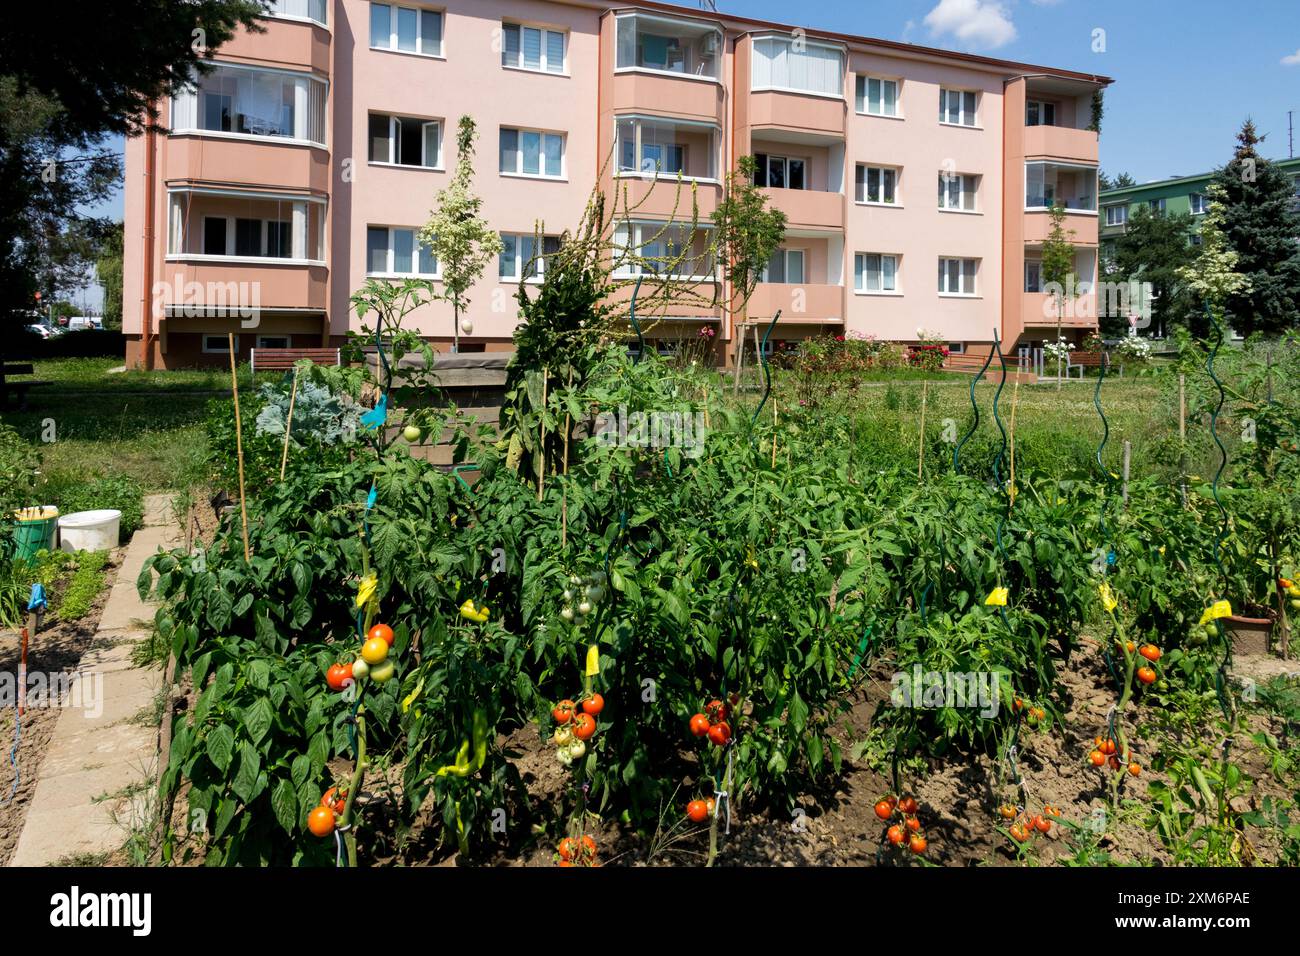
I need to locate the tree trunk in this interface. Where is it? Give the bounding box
[1056,297,1063,391]
[452,300,460,354]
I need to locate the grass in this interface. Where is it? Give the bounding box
[58,551,109,620]
[5,357,222,493]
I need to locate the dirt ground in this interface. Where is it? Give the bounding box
[0,551,123,866]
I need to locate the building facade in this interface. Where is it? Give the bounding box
[1100,158,1300,265]
[122,0,1110,368]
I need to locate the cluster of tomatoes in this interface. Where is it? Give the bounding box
[1087,735,1141,776]
[873,794,928,855]
[1125,641,1161,686]
[306,786,348,837]
[555,834,598,867]
[551,694,603,766]
[998,802,1059,844]
[1282,578,1300,613]
[1012,698,1047,727]
[685,795,718,824]
[688,696,735,747]
[325,623,398,692]
[559,572,606,623]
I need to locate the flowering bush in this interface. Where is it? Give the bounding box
[1043,337,1075,365]
[908,344,950,372]
[1113,335,1153,363]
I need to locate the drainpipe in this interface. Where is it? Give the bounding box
[141,113,156,370]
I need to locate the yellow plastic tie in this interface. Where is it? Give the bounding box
[985,587,1009,607]
[1198,600,1233,626]
[585,644,600,678]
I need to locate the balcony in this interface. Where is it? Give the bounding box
[1024,209,1099,246]
[610,11,724,123]
[745,34,846,140]
[1023,124,1098,164]
[217,9,331,72]
[1021,292,1097,328]
[760,187,843,232]
[163,133,331,192]
[613,116,721,218]
[156,259,329,313]
[746,91,845,140]
[749,283,844,324]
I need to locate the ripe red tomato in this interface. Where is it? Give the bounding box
[905,816,921,833]
[1033,814,1051,833]
[307,805,335,837]
[1089,749,1106,767]
[686,800,709,823]
[1108,755,1121,770]
[1009,823,1029,843]
[321,787,347,815]
[1137,666,1157,685]
[1043,804,1061,818]
[1100,738,1116,756]
[552,700,575,724]
[1139,644,1161,662]
[572,713,597,741]
[558,837,575,861]
[898,795,918,815]
[326,663,352,692]
[581,835,596,859]
[368,623,394,646]
[707,721,731,746]
[1128,762,1141,777]
[909,834,927,854]
[706,699,730,722]
[689,713,711,737]
[887,824,905,845]
[874,800,893,821]
[998,804,1017,820]
[582,694,604,716]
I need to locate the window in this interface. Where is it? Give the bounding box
[203,334,238,354]
[761,249,805,284]
[938,172,977,211]
[751,35,844,97]
[499,128,564,178]
[856,165,898,204]
[201,215,290,258]
[257,335,292,349]
[1104,204,1128,227]
[171,64,327,145]
[266,0,327,25]
[615,118,716,179]
[855,253,898,293]
[856,76,898,116]
[939,88,977,126]
[369,114,441,167]
[502,23,566,73]
[1190,234,1203,247]
[938,257,978,295]
[1026,100,1056,127]
[499,233,561,281]
[366,226,438,276]
[370,4,443,56]
[613,222,714,279]
[753,153,806,190]
[1025,260,1042,293]
[615,13,722,80]
[1148,198,1166,213]
[1026,162,1096,211]
[948,342,965,354]
[168,190,325,261]
[1189,193,1208,215]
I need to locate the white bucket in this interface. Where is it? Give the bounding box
[58,509,122,552]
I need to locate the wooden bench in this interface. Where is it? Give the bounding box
[943,353,991,374]
[1067,351,1122,378]
[0,363,51,411]
[249,347,342,375]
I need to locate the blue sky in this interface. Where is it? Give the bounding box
[70,0,1298,309]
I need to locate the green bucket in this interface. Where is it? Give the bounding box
[12,507,59,560]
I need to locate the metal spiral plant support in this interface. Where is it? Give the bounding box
[1203,303,1235,733]
[1092,352,1124,686]
[628,275,645,365]
[749,309,783,436]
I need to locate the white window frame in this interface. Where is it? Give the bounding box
[1189,193,1208,215]
[760,248,806,284]
[265,0,327,27]
[203,334,239,354]
[200,214,293,258]
[1024,260,1042,293]
[369,114,442,169]
[499,127,566,180]
[938,172,978,212]
[856,164,899,206]
[170,62,328,148]
[855,76,900,118]
[612,221,715,281]
[365,225,439,278]
[1026,99,1056,127]
[938,257,979,297]
[750,33,845,99]
[370,3,444,58]
[947,341,965,354]
[499,233,560,282]
[166,188,325,265]
[501,22,567,75]
[1148,198,1166,213]
[1104,204,1128,227]
[854,253,900,294]
[939,88,978,127]
[753,153,808,190]
[613,12,723,83]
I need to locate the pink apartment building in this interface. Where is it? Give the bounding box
[121,0,1110,368]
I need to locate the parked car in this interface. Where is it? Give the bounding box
[66,316,104,331]
[24,323,53,339]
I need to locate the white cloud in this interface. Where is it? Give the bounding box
[1282,48,1300,66]
[924,0,1017,50]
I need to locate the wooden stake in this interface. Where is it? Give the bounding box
[752,322,762,391]
[227,335,252,561]
[1121,439,1132,507]
[771,396,778,468]
[701,387,710,430]
[917,381,928,482]
[279,364,300,481]
[561,370,572,548]
[537,367,548,502]
[1178,372,1188,509]
[1008,379,1020,505]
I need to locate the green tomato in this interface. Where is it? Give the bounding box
[370,660,396,684]
[560,606,575,622]
[577,601,592,615]
[351,658,370,679]
[567,740,586,759]
[403,425,421,443]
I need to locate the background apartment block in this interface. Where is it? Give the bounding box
[121,0,1110,368]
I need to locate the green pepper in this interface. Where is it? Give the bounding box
[434,709,488,777]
